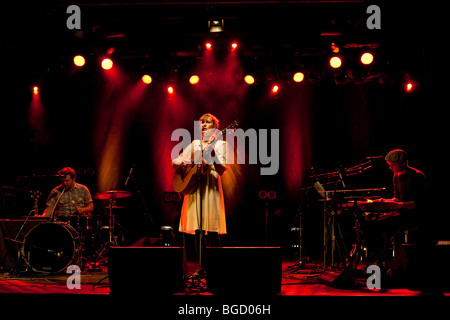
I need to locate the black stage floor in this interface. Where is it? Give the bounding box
[1,256,449,318]
[1,258,448,296]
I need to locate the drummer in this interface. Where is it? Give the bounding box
[39,167,93,222]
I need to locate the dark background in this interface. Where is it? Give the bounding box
[1,1,448,259]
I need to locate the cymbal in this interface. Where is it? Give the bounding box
[93,190,132,200]
[104,205,125,209]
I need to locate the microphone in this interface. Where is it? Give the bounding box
[124,165,135,186]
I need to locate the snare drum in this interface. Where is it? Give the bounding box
[22,222,80,273]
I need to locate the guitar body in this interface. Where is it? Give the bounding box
[173,164,202,195]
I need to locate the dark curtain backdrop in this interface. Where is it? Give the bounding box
[1,1,448,258]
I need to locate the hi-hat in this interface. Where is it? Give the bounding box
[93,190,132,200]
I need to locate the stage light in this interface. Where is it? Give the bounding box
[205,42,213,50]
[101,58,113,70]
[142,75,152,84]
[208,19,224,33]
[293,72,305,83]
[167,86,174,94]
[329,56,342,69]
[33,86,39,95]
[189,75,200,85]
[73,55,85,67]
[406,82,413,92]
[244,75,255,85]
[231,42,238,50]
[271,85,279,93]
[331,43,340,53]
[360,52,374,65]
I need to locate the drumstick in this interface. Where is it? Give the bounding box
[71,200,80,213]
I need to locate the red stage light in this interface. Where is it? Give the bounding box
[231,42,238,50]
[33,86,39,95]
[329,56,342,69]
[101,58,113,70]
[271,85,279,93]
[189,75,200,85]
[331,43,340,53]
[406,82,413,92]
[205,42,212,50]
[142,75,152,84]
[73,55,85,67]
[167,86,174,94]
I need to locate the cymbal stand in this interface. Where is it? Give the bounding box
[107,198,118,246]
[83,200,119,271]
[127,167,154,225]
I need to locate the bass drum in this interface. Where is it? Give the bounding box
[22,222,80,273]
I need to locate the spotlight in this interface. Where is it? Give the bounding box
[329,56,342,69]
[142,75,152,84]
[244,75,255,85]
[330,43,340,53]
[293,72,305,83]
[101,58,113,70]
[271,84,279,94]
[231,42,238,50]
[208,19,224,33]
[406,82,414,92]
[73,55,85,67]
[189,75,200,85]
[167,86,174,94]
[33,86,39,95]
[360,52,374,65]
[205,42,213,50]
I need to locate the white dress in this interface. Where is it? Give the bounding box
[173,138,227,234]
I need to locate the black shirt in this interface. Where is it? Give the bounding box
[393,166,427,204]
[393,166,427,229]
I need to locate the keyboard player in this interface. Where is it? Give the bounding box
[364,149,428,267]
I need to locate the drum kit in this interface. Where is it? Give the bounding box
[18,190,132,274]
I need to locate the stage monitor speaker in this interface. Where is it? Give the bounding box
[206,247,281,296]
[318,268,352,288]
[108,247,185,296]
[390,243,450,290]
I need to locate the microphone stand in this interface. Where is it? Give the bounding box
[198,162,204,269]
[127,168,154,226]
[50,188,65,222]
[11,190,46,274]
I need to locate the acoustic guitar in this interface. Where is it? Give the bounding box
[172,121,238,195]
